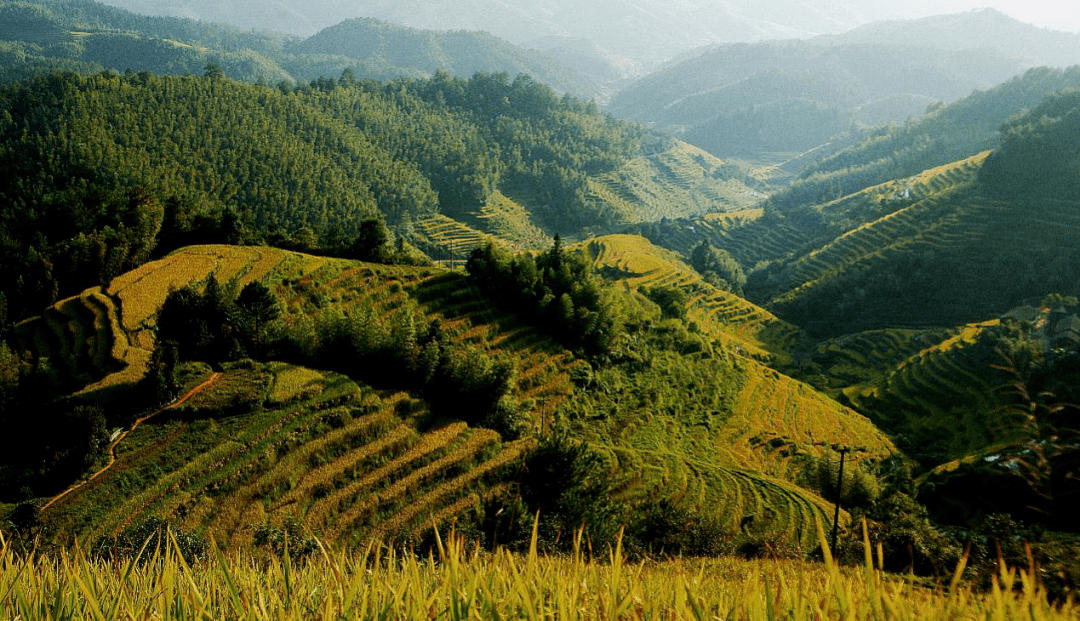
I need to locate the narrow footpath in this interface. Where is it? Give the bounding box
[41,372,223,513]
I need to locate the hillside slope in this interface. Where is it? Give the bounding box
[12,244,896,551]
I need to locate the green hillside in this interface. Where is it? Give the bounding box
[3,243,900,554]
[761,168,1080,338]
[772,66,1080,213]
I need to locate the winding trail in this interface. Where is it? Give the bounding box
[41,372,223,513]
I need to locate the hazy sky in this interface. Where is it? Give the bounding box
[912,1,1080,32]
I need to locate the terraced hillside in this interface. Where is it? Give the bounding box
[42,362,532,549]
[628,152,991,286]
[24,244,583,547]
[629,209,814,276]
[498,141,764,232]
[14,245,288,395]
[754,153,990,302]
[593,445,842,551]
[588,234,799,362]
[585,234,894,476]
[807,327,955,395]
[758,155,1080,336]
[18,242,902,553]
[847,320,1010,463]
[414,214,514,269]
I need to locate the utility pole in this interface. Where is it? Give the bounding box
[830,446,849,558]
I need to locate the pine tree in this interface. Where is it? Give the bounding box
[236,281,280,357]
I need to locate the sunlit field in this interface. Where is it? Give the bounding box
[2,523,1074,620]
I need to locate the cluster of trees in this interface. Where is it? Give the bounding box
[149,276,523,434]
[690,240,746,295]
[466,238,619,357]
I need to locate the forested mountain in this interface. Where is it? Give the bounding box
[0,67,727,323]
[0,0,600,97]
[609,10,1080,159]
[286,18,596,96]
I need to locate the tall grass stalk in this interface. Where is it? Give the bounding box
[0,523,1075,619]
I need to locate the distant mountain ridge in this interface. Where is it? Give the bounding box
[0,0,601,97]
[288,18,597,95]
[610,9,1080,159]
[90,0,938,71]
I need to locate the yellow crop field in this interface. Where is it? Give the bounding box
[109,252,219,331]
[306,421,469,529]
[725,359,894,475]
[327,428,499,541]
[476,191,551,250]
[2,521,1074,620]
[703,208,766,228]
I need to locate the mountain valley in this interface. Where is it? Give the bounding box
[1,0,1079,606]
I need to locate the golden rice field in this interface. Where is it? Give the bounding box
[723,358,894,475]
[475,190,552,251]
[1,523,1074,620]
[42,363,529,551]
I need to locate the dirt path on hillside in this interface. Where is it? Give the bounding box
[41,372,223,513]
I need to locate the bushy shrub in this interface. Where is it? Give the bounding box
[91,516,208,564]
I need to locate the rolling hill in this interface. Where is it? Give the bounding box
[10,243,892,552]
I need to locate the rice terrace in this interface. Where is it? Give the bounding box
[2,0,1080,617]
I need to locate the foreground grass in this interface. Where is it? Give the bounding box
[1,525,1074,620]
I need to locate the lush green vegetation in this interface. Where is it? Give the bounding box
[5,0,1080,604]
[465,238,618,357]
[0,68,668,324]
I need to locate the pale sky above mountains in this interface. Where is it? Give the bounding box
[912,1,1080,32]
